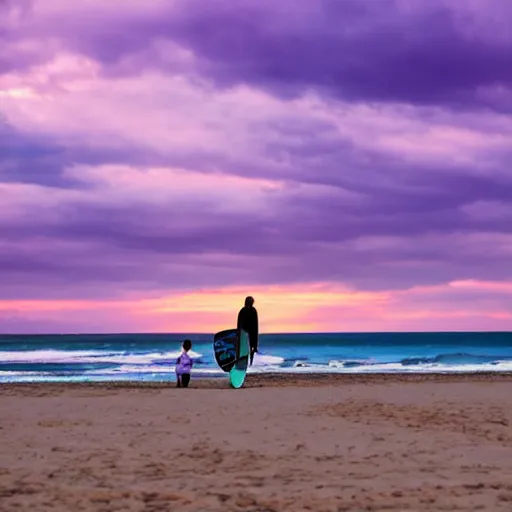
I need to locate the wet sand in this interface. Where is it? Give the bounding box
[1,373,512,511]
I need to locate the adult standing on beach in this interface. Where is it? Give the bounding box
[237,296,259,365]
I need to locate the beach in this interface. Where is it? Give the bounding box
[2,374,512,511]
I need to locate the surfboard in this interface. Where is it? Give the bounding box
[213,328,238,372]
[213,328,250,388]
[229,329,250,389]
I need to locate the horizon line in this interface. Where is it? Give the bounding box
[1,330,511,337]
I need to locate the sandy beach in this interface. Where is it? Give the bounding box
[2,374,512,511]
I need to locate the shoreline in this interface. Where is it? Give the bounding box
[2,371,512,394]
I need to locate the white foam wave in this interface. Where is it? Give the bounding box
[0,374,146,383]
[0,349,202,365]
[83,365,223,376]
[0,350,107,363]
[0,366,224,383]
[248,360,512,374]
[0,371,39,377]
[328,359,374,368]
[252,353,284,366]
[79,350,203,365]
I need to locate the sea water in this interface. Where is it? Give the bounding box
[1,332,512,383]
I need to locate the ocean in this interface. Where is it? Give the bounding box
[1,331,512,383]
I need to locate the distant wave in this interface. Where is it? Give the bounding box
[0,350,108,363]
[0,349,203,365]
[251,360,512,374]
[252,353,284,366]
[400,352,509,366]
[324,352,512,369]
[328,359,372,368]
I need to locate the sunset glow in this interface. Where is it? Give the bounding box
[1,280,511,333]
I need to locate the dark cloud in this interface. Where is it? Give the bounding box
[165,0,512,111]
[7,1,512,111]
[7,0,512,110]
[22,0,508,112]
[0,120,241,188]
[0,121,74,186]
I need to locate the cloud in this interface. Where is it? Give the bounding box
[163,0,512,111]
[1,0,511,331]
[4,0,512,111]
[1,161,512,303]
[8,0,511,111]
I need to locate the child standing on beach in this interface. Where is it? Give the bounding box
[175,339,193,388]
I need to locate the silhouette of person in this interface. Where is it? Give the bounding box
[237,296,259,365]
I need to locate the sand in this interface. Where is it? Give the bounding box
[1,373,512,511]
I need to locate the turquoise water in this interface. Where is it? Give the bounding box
[1,332,512,383]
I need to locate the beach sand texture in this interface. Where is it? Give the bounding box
[1,374,512,511]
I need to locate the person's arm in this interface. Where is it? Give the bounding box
[237,308,244,340]
[254,309,259,351]
[237,309,242,330]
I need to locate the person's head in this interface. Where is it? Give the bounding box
[244,296,254,307]
[182,339,192,352]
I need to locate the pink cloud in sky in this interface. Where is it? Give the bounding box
[1,280,511,334]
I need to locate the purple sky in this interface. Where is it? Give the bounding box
[1,0,512,332]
